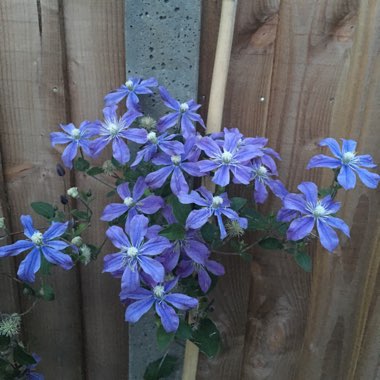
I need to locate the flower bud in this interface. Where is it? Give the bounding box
[102,160,116,176]
[0,313,21,338]
[56,163,66,177]
[67,187,79,199]
[226,220,245,238]
[71,236,83,247]
[60,195,68,205]
[139,116,156,130]
[80,244,92,265]
[0,217,5,229]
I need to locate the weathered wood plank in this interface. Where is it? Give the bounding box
[0,1,84,378]
[61,1,129,378]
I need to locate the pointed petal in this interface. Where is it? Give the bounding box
[186,209,211,229]
[20,215,36,238]
[325,217,350,237]
[61,142,78,168]
[139,256,165,283]
[341,139,357,154]
[145,166,173,189]
[212,165,230,187]
[283,194,308,213]
[352,166,380,189]
[307,154,342,169]
[170,168,189,195]
[112,138,130,165]
[121,266,140,290]
[337,165,356,190]
[155,301,179,333]
[101,203,128,221]
[106,226,130,249]
[17,248,41,283]
[41,246,73,270]
[287,216,315,241]
[297,182,318,203]
[130,215,149,246]
[133,177,147,200]
[125,297,155,323]
[319,138,342,158]
[140,237,171,256]
[317,219,339,252]
[103,253,124,273]
[165,293,198,310]
[43,222,68,241]
[198,268,211,293]
[0,240,34,258]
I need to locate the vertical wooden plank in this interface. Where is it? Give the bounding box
[197,1,281,378]
[0,1,84,378]
[296,1,380,379]
[61,1,128,378]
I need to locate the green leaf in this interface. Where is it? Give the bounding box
[230,197,247,211]
[201,223,219,244]
[156,325,174,350]
[87,166,104,176]
[0,335,10,351]
[175,319,192,340]
[31,202,55,219]
[191,318,221,358]
[74,223,89,236]
[259,237,284,250]
[144,355,178,380]
[74,157,90,171]
[159,224,185,241]
[13,345,37,366]
[167,195,191,225]
[294,252,312,272]
[71,210,90,221]
[38,283,55,301]
[242,208,269,231]
[40,255,52,275]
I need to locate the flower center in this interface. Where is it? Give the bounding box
[342,151,356,164]
[71,128,81,139]
[153,285,165,298]
[147,131,158,144]
[126,247,138,258]
[171,155,181,165]
[31,232,43,245]
[125,79,134,90]
[124,197,134,207]
[212,196,223,208]
[107,122,120,137]
[313,204,327,218]
[257,165,268,176]
[221,151,233,164]
[179,103,189,112]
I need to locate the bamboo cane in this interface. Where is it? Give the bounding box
[181,1,238,379]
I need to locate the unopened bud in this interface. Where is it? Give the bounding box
[0,314,21,338]
[56,163,66,177]
[226,220,245,238]
[71,236,83,247]
[60,195,68,205]
[80,244,92,265]
[0,217,5,229]
[102,160,117,176]
[67,187,79,199]
[139,116,156,130]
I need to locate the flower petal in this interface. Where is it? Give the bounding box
[165,293,198,310]
[112,138,130,165]
[20,215,36,238]
[212,165,230,187]
[125,297,155,323]
[17,248,41,283]
[319,138,341,158]
[317,219,339,252]
[138,195,163,214]
[117,182,131,200]
[198,268,211,293]
[297,182,318,204]
[43,222,68,241]
[41,246,73,270]
[155,301,179,333]
[352,166,380,189]
[307,154,342,169]
[139,256,165,283]
[287,216,315,241]
[197,137,221,158]
[325,216,350,237]
[61,142,78,169]
[0,240,34,258]
[283,194,308,213]
[170,167,189,195]
[133,177,147,201]
[145,166,173,189]
[129,215,149,247]
[337,165,356,190]
[121,266,140,290]
[341,139,357,154]
[186,209,211,229]
[101,203,128,221]
[106,226,130,249]
[103,253,124,274]
[140,237,171,256]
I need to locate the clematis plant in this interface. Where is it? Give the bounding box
[0,76,378,378]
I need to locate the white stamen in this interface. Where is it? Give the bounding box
[257,166,268,176]
[124,197,134,207]
[127,247,138,258]
[153,285,165,298]
[107,122,120,137]
[342,151,356,164]
[171,155,181,165]
[313,204,327,217]
[71,128,81,139]
[31,232,43,245]
[180,103,189,112]
[212,196,223,208]
[125,79,133,90]
[147,131,158,144]
[221,151,233,163]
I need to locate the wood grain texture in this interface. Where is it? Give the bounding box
[61,1,129,378]
[0,1,84,378]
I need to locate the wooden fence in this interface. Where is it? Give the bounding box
[1,1,380,379]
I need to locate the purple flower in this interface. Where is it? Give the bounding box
[50,121,99,169]
[197,129,263,187]
[25,354,44,380]
[121,279,198,332]
[145,138,203,195]
[0,216,72,283]
[91,106,145,165]
[131,131,184,167]
[103,215,171,290]
[101,177,164,225]
[177,257,225,293]
[250,160,287,204]
[157,86,206,138]
[104,77,158,109]
[178,187,248,239]
[307,138,380,190]
[282,182,350,252]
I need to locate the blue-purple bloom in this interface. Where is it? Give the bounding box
[104,77,158,109]
[131,131,184,167]
[157,86,206,138]
[101,177,164,225]
[307,138,380,190]
[197,129,263,187]
[250,160,287,203]
[178,187,248,239]
[177,256,225,293]
[121,279,198,332]
[145,138,203,195]
[91,106,145,165]
[0,216,72,283]
[50,121,99,169]
[103,215,171,290]
[25,354,44,380]
[282,182,350,252]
